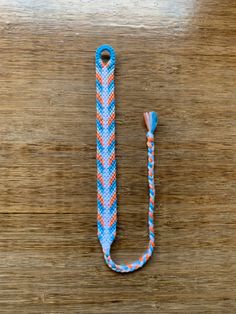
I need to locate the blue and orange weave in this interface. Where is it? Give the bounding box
[95,45,158,273]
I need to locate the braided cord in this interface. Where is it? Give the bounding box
[96,45,158,273]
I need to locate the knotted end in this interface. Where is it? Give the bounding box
[143,111,158,137]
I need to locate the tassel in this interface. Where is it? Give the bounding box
[144,111,158,134]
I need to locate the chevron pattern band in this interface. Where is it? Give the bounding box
[96,45,158,273]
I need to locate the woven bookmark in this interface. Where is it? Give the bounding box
[95,45,158,273]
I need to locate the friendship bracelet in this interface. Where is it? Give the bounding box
[95,45,158,273]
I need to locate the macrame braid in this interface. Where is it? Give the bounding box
[96,45,158,273]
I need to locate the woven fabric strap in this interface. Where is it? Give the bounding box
[95,45,158,273]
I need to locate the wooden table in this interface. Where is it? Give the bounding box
[0,0,235,313]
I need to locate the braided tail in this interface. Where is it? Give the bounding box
[96,45,158,273]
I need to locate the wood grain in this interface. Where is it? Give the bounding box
[0,0,235,313]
